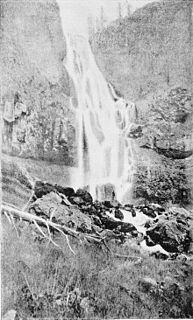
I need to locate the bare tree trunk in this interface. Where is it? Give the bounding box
[188,0,193,95]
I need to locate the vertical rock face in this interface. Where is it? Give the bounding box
[1,0,77,165]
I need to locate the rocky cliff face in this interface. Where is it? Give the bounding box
[132,87,193,205]
[92,0,193,205]
[1,0,77,165]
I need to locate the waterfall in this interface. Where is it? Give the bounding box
[63,34,134,203]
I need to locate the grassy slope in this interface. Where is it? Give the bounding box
[1,153,79,208]
[2,218,193,319]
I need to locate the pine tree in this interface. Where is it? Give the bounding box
[87,15,95,39]
[96,17,100,33]
[127,3,131,16]
[100,6,105,29]
[118,2,122,19]
[187,0,193,94]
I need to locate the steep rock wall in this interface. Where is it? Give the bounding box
[1,0,77,165]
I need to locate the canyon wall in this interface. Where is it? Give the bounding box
[1,0,77,165]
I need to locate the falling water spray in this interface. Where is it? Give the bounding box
[58,3,135,203]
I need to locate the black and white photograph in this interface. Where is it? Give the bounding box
[1,0,193,318]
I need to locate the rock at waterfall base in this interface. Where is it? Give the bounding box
[30,192,92,232]
[75,188,93,203]
[146,213,192,253]
[115,209,124,220]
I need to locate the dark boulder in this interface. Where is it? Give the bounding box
[81,204,98,216]
[93,201,106,215]
[118,222,137,234]
[34,181,75,199]
[144,220,153,229]
[55,185,75,197]
[139,206,157,218]
[100,215,121,230]
[34,181,55,198]
[100,214,137,234]
[138,277,157,293]
[131,208,136,217]
[75,188,93,203]
[115,209,124,220]
[103,200,120,209]
[146,216,191,253]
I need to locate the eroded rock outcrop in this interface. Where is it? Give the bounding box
[1,0,77,164]
[133,88,193,205]
[146,208,193,253]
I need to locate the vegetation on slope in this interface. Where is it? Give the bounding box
[2,220,193,319]
[92,0,193,100]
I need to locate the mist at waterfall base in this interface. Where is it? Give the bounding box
[58,3,136,205]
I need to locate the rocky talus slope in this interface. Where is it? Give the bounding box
[2,169,193,257]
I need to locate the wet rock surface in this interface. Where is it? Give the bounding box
[29,181,193,257]
[30,184,139,240]
[146,211,192,253]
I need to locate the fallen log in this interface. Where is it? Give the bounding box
[1,203,110,253]
[2,203,79,238]
[1,203,145,264]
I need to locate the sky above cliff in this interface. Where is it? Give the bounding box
[58,0,159,37]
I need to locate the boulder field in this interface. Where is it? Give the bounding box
[25,180,193,258]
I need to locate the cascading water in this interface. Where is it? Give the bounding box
[58,0,135,203]
[64,34,134,203]
[55,2,171,257]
